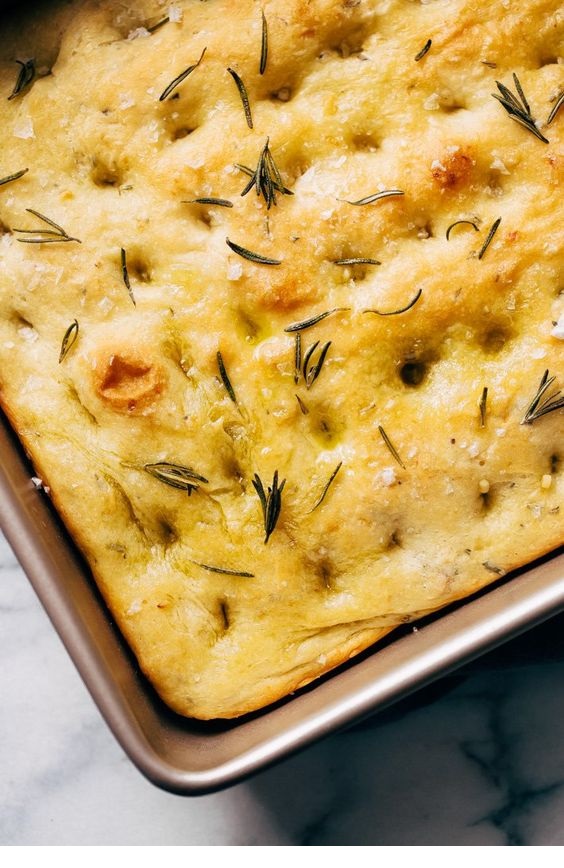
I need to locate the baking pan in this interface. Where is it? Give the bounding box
[1,407,564,794]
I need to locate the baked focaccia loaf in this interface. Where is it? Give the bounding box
[0,0,562,718]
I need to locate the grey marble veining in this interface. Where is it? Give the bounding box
[3,530,564,846]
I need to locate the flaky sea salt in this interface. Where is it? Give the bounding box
[13,115,34,139]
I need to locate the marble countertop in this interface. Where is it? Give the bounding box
[3,530,564,846]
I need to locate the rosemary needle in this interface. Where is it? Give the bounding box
[188,197,233,208]
[446,220,480,240]
[259,9,268,75]
[226,237,281,265]
[0,168,28,187]
[334,257,381,266]
[227,67,253,129]
[547,91,564,126]
[8,59,35,100]
[479,387,488,428]
[217,350,237,403]
[59,320,79,363]
[378,425,405,469]
[342,189,405,206]
[190,561,254,578]
[414,39,432,62]
[309,462,342,512]
[364,288,422,317]
[159,47,206,101]
[284,308,349,333]
[477,217,501,260]
[120,248,135,306]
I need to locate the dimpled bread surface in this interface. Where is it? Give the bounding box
[0,0,562,718]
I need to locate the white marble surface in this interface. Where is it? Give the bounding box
[3,530,564,846]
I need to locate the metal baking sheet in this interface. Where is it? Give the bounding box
[1,408,564,794]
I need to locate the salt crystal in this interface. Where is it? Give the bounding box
[13,115,34,140]
[227,262,243,281]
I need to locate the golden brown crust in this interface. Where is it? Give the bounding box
[0,0,563,718]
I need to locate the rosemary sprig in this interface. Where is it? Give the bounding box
[294,333,301,384]
[188,197,233,207]
[59,319,79,363]
[446,220,479,240]
[492,74,549,143]
[144,462,208,493]
[260,9,268,75]
[303,340,331,389]
[378,425,405,469]
[334,257,381,266]
[309,462,342,512]
[477,217,501,260]
[0,168,28,187]
[227,67,253,129]
[226,236,281,265]
[284,308,349,333]
[190,561,254,578]
[547,91,564,126]
[120,248,135,306]
[415,39,432,62]
[159,46,206,101]
[8,59,35,100]
[13,209,81,244]
[217,350,237,403]
[252,470,285,544]
[237,138,293,209]
[342,189,405,206]
[479,387,488,428]
[364,288,422,317]
[521,370,564,424]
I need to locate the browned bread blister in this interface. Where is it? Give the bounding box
[0,0,562,718]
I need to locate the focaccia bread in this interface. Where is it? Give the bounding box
[0,0,562,719]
